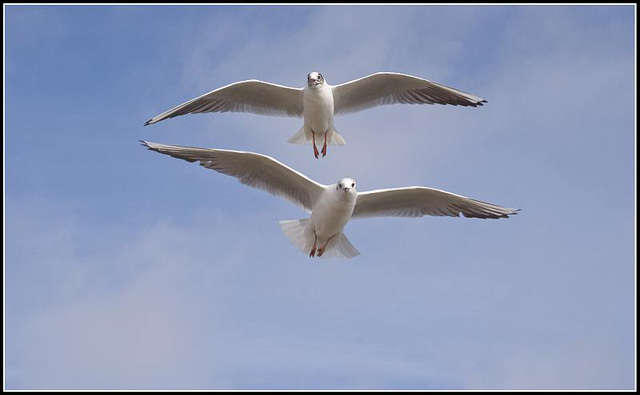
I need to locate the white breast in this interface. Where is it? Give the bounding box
[303,85,334,133]
[308,187,356,240]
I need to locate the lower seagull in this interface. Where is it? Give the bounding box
[141,141,519,259]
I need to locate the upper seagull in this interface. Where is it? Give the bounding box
[144,72,487,159]
[140,141,518,259]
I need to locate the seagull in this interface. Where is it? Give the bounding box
[144,72,487,159]
[140,141,518,259]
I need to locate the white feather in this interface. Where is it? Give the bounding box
[352,187,519,219]
[332,72,487,115]
[319,233,360,259]
[140,141,324,212]
[145,80,304,125]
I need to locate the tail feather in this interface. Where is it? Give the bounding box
[329,128,346,146]
[279,220,360,259]
[280,219,314,253]
[321,232,360,259]
[287,127,308,145]
[287,126,347,146]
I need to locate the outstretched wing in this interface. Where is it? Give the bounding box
[141,141,325,212]
[353,187,518,219]
[145,80,304,125]
[332,72,487,115]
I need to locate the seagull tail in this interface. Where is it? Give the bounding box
[329,128,347,146]
[287,127,309,145]
[287,126,347,146]
[280,219,314,254]
[321,232,360,259]
[279,220,360,259]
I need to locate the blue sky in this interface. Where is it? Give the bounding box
[5,5,635,390]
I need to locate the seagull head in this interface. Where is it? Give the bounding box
[336,178,357,196]
[307,72,325,87]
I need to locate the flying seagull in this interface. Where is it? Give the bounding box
[144,72,487,159]
[140,141,518,259]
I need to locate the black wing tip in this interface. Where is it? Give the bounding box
[465,207,520,219]
[501,208,521,219]
[138,140,202,164]
[139,140,155,151]
[471,99,488,107]
[442,99,487,108]
[144,119,153,126]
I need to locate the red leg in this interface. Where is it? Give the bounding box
[309,233,318,257]
[312,132,319,159]
[321,132,327,157]
[317,234,336,257]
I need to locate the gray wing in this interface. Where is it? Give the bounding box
[332,72,487,115]
[141,141,325,212]
[353,187,518,219]
[145,80,304,125]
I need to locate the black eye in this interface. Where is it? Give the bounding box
[351,183,355,187]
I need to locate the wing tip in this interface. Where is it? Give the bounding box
[139,140,159,151]
[468,98,488,107]
[500,207,521,219]
[433,98,487,107]
[144,119,153,126]
[459,202,520,219]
